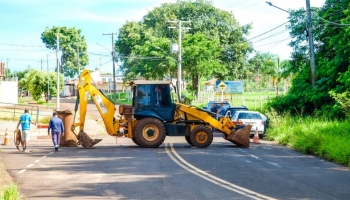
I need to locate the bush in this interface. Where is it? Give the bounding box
[36,100,46,104]
[39,116,51,124]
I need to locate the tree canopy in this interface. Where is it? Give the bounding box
[267,0,350,118]
[19,69,63,101]
[115,0,252,95]
[41,26,89,78]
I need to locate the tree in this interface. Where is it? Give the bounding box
[20,70,63,101]
[115,0,251,96]
[267,0,350,118]
[182,32,224,96]
[41,26,89,78]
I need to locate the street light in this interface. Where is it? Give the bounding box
[56,33,61,111]
[266,1,316,88]
[266,1,290,13]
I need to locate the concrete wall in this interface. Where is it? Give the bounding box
[0,81,18,104]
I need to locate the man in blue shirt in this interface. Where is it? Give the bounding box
[16,109,37,152]
[217,103,226,117]
[48,111,65,151]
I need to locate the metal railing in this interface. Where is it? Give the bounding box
[0,102,40,122]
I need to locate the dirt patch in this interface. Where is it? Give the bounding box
[0,157,14,189]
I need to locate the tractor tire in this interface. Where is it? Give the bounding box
[185,136,193,146]
[190,125,213,148]
[134,117,166,148]
[131,137,139,145]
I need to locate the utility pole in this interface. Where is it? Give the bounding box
[47,54,50,110]
[41,59,43,71]
[266,1,316,87]
[100,57,102,71]
[103,33,117,103]
[56,33,60,111]
[6,58,9,73]
[168,20,190,103]
[74,42,81,76]
[77,45,80,76]
[306,0,316,88]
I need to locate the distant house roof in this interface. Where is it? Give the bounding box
[204,79,217,85]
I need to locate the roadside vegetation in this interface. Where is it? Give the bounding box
[266,111,350,167]
[0,158,23,200]
[2,2,350,197]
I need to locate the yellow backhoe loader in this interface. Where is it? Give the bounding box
[71,70,251,148]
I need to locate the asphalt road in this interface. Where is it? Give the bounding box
[1,98,349,199]
[1,135,349,200]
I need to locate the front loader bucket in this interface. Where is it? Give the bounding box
[225,125,252,148]
[76,131,102,148]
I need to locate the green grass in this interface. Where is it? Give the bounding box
[0,108,51,124]
[191,91,275,112]
[0,157,23,200]
[266,111,350,167]
[113,99,132,105]
[0,183,23,200]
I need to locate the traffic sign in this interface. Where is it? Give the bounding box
[218,81,227,91]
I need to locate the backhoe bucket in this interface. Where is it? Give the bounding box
[225,125,252,148]
[76,131,102,148]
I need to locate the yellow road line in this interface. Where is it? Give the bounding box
[165,143,276,200]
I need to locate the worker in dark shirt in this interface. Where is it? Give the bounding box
[210,104,218,117]
[48,111,65,151]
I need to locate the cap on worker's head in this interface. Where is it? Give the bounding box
[24,109,29,113]
[53,111,58,116]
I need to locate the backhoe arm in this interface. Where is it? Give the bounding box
[73,70,118,136]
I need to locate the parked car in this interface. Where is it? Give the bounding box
[259,112,269,128]
[224,106,249,118]
[202,101,230,113]
[231,110,265,138]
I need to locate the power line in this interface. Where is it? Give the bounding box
[248,21,289,40]
[87,52,111,57]
[0,50,48,52]
[316,14,350,26]
[320,9,344,18]
[250,29,289,43]
[0,42,45,48]
[260,38,288,52]
[229,0,255,7]
[240,0,263,10]
[254,37,291,48]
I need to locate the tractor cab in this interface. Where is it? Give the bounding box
[131,81,176,122]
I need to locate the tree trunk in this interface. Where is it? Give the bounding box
[191,74,201,98]
[197,74,200,98]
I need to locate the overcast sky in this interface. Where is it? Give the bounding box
[0,0,325,74]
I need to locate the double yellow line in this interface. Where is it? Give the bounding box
[165,143,276,200]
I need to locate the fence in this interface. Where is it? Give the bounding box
[0,102,50,123]
[190,91,275,110]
